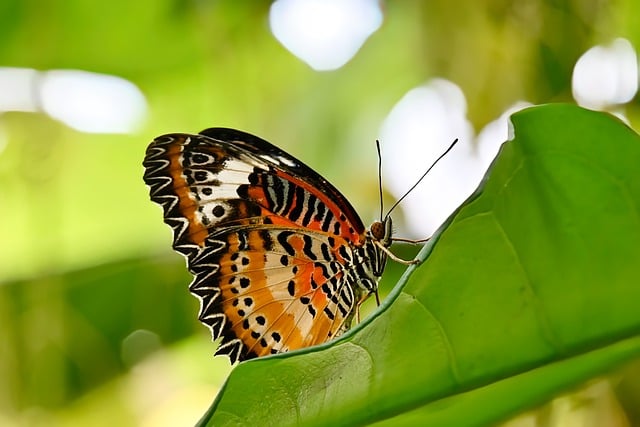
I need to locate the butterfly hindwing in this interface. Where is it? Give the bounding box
[188,225,361,361]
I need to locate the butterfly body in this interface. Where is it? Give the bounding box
[143,128,390,363]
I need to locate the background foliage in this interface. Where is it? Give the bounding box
[1,1,639,426]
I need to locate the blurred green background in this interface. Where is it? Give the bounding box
[1,0,639,425]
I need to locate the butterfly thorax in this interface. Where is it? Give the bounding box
[367,216,393,275]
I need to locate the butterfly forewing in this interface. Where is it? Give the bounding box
[143,128,381,363]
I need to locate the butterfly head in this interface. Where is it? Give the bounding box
[370,216,393,248]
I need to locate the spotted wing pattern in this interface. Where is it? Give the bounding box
[143,128,384,362]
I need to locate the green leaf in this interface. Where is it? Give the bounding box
[200,104,640,426]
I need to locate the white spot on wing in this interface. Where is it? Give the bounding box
[277,155,297,167]
[259,154,279,164]
[295,305,315,338]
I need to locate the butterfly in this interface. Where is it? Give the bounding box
[143,128,453,363]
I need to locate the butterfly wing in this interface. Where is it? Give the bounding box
[189,224,363,362]
[198,127,366,240]
[143,128,371,362]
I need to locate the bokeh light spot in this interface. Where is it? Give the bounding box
[269,0,383,71]
[0,67,39,112]
[40,69,147,134]
[572,38,638,110]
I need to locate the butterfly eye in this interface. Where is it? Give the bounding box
[370,220,385,241]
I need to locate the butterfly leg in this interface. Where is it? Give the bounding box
[354,288,380,324]
[375,241,421,265]
[392,236,430,244]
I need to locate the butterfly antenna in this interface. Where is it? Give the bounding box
[376,140,384,221]
[385,138,459,219]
